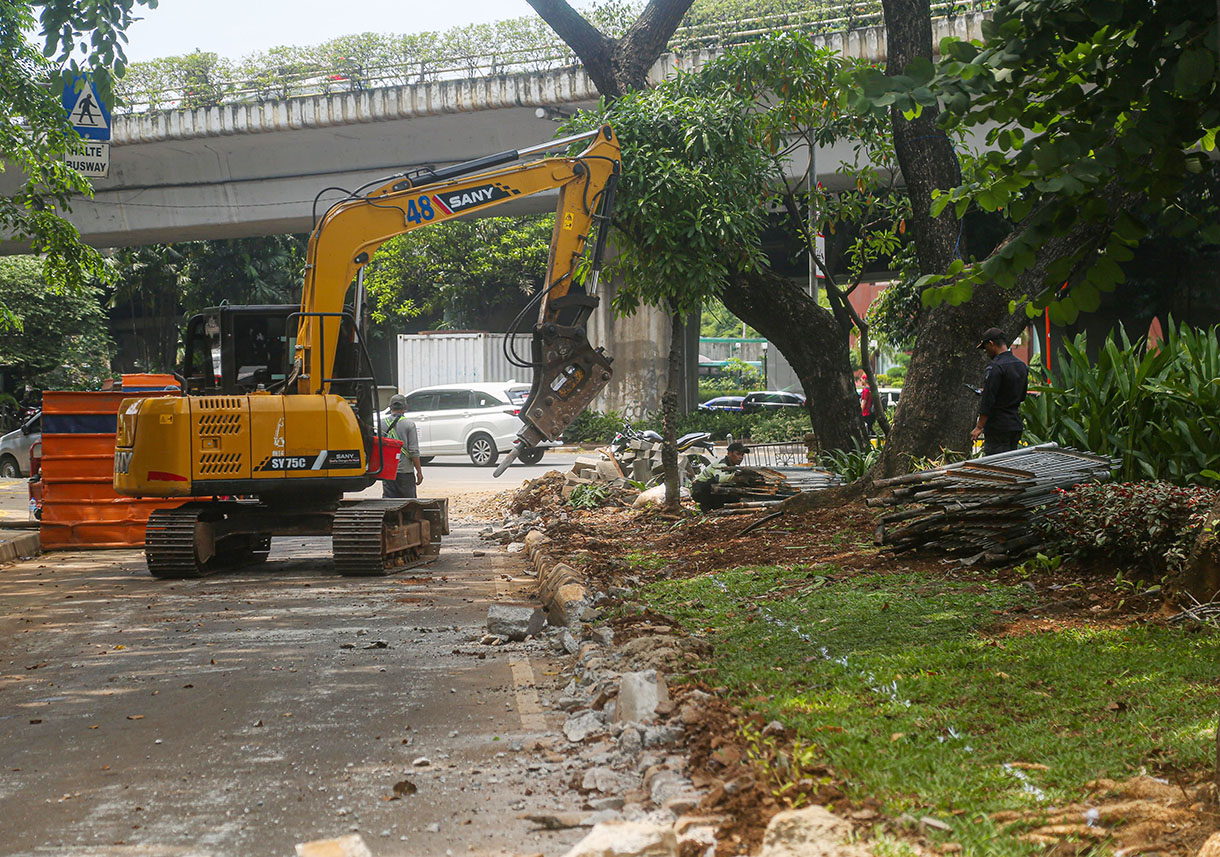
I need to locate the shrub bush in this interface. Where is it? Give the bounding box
[701,357,763,391]
[743,410,811,442]
[819,440,880,481]
[1045,481,1220,574]
[1023,322,1220,486]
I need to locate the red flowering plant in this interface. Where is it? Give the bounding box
[1045,482,1220,574]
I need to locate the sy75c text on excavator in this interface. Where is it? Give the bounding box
[113,126,621,578]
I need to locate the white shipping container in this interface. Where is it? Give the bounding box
[396,332,524,393]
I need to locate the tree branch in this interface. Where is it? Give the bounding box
[525,0,617,94]
[619,0,697,84]
[779,190,891,437]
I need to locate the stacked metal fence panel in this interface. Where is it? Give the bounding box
[742,441,813,469]
[869,443,1118,565]
[39,389,194,549]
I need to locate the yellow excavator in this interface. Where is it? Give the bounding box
[113,126,620,577]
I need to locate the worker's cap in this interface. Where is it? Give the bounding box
[976,327,1008,349]
[388,394,407,410]
[727,441,751,454]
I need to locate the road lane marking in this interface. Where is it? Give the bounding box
[493,554,548,732]
[508,655,547,732]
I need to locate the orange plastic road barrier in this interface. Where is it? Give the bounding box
[120,373,180,391]
[39,390,195,549]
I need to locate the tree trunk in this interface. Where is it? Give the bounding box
[662,310,683,511]
[1166,500,1220,604]
[527,0,695,97]
[873,0,986,476]
[721,267,865,452]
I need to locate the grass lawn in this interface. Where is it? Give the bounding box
[639,564,1219,855]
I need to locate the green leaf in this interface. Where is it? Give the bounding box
[922,285,945,308]
[946,281,974,305]
[1175,46,1215,95]
[905,56,935,85]
[1073,282,1101,313]
[1113,211,1147,243]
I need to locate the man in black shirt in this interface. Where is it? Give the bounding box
[970,327,1029,457]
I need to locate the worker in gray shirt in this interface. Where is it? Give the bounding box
[382,394,424,499]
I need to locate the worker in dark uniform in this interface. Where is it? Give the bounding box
[690,441,750,512]
[970,327,1029,457]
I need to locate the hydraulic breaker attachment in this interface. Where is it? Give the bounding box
[493,323,613,477]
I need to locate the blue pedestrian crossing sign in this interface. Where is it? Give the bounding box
[62,76,111,141]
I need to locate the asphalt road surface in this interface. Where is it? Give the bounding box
[0,473,592,856]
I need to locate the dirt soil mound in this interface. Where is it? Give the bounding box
[991,776,1218,855]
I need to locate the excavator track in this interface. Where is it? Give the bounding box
[144,499,446,579]
[331,499,444,577]
[145,504,269,579]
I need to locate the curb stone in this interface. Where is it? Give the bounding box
[525,531,590,627]
[0,531,39,566]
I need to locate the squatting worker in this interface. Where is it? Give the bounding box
[382,394,424,499]
[970,327,1029,457]
[691,441,750,513]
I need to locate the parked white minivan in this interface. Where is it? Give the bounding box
[380,382,552,466]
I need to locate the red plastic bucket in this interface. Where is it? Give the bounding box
[370,436,403,480]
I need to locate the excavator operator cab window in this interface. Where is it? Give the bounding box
[183,314,223,394]
[233,315,290,392]
[182,305,296,395]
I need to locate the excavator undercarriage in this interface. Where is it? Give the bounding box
[144,497,447,578]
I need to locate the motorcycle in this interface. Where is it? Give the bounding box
[608,421,716,484]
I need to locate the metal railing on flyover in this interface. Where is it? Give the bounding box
[113,0,992,114]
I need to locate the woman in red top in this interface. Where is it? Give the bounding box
[860,382,875,435]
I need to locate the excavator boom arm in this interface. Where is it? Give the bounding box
[296,126,621,455]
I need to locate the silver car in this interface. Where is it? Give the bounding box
[378,383,556,466]
[0,411,41,478]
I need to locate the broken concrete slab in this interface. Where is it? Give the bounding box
[486,604,546,641]
[524,529,552,556]
[561,820,679,857]
[294,833,372,857]
[616,670,670,723]
[759,805,870,857]
[564,710,606,743]
[559,629,580,655]
[582,765,627,793]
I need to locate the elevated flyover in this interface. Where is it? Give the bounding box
[0,14,985,252]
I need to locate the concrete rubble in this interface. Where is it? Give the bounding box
[476,477,881,857]
[1197,832,1220,857]
[485,604,546,641]
[560,821,679,857]
[615,670,670,723]
[758,805,872,857]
